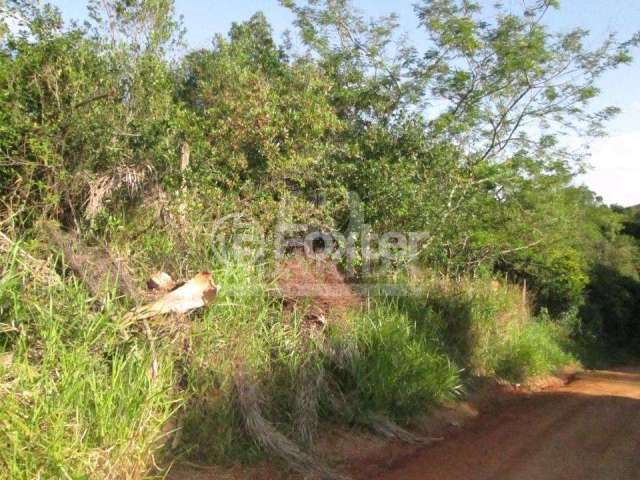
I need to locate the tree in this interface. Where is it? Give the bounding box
[415,0,639,162]
[281,0,639,316]
[175,13,344,226]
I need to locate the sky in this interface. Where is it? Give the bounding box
[51,0,640,207]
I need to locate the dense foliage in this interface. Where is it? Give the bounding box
[0,0,639,477]
[2,0,637,351]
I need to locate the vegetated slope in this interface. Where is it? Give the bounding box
[0,239,575,479]
[376,368,640,480]
[1,0,639,478]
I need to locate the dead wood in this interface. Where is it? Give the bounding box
[234,369,349,480]
[124,272,217,323]
[179,142,190,172]
[362,413,443,445]
[147,271,176,292]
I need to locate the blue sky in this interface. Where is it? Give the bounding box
[52,0,640,206]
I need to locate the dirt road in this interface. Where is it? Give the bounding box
[377,368,640,480]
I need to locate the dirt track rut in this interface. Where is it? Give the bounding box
[377,368,640,480]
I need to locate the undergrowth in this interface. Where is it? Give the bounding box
[0,249,178,480]
[374,273,577,383]
[0,243,576,479]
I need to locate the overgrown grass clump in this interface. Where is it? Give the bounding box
[489,320,575,383]
[325,306,461,421]
[0,251,178,480]
[381,274,577,383]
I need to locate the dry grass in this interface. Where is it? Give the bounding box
[84,164,152,220]
[0,231,59,285]
[45,224,141,298]
[234,370,348,480]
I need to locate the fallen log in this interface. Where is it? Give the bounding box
[124,272,218,322]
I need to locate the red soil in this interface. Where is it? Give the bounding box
[275,256,362,324]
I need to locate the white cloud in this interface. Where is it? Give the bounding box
[579,131,640,207]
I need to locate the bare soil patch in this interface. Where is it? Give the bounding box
[275,256,362,324]
[376,368,640,480]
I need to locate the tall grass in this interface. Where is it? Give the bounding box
[324,305,461,422]
[1,238,576,478]
[489,319,575,382]
[176,256,463,464]
[388,273,578,383]
[0,248,178,480]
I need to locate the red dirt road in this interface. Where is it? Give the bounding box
[377,368,640,480]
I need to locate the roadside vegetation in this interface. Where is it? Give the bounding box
[1,0,639,478]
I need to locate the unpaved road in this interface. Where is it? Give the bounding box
[377,368,640,480]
